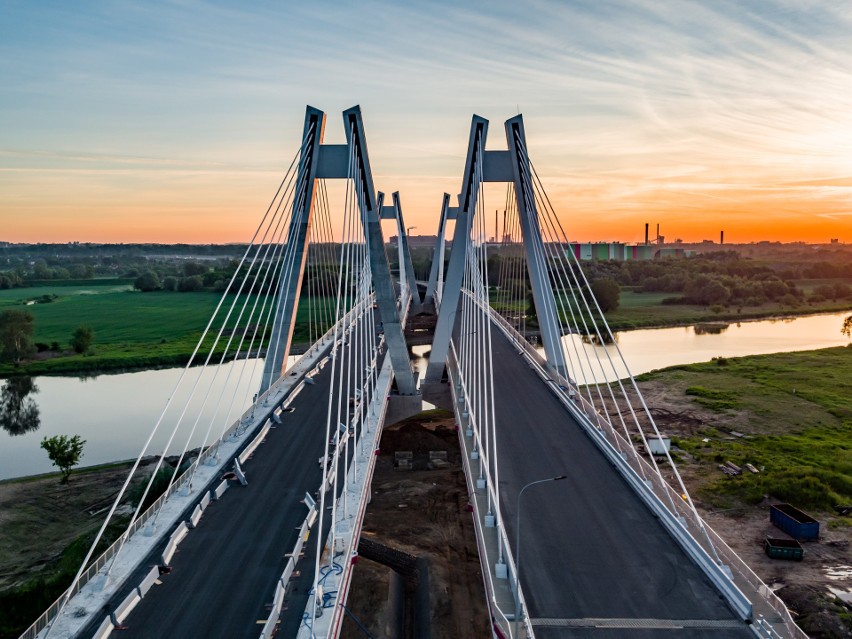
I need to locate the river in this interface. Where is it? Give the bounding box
[0,311,849,480]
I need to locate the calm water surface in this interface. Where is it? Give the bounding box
[1,312,849,480]
[0,356,295,480]
[543,311,850,384]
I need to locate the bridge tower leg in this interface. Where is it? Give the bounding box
[344,107,418,396]
[424,193,450,306]
[393,192,422,307]
[260,105,418,397]
[425,117,488,383]
[505,116,568,376]
[259,106,325,395]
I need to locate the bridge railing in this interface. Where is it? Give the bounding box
[17,329,339,639]
[446,344,516,639]
[487,309,807,639]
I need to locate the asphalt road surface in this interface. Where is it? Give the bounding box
[486,328,754,638]
[108,339,376,639]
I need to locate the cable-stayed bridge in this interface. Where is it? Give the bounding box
[22,106,806,639]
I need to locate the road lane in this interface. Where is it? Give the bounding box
[486,327,753,637]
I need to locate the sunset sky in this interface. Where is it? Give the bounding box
[1,0,851,244]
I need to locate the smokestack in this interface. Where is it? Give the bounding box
[720,230,724,245]
[645,223,649,245]
[656,224,660,245]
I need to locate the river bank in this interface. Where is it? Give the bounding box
[2,278,848,378]
[2,347,851,637]
[630,346,852,637]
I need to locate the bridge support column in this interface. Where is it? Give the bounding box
[425,117,488,383]
[343,106,418,396]
[504,116,568,377]
[424,193,450,306]
[259,107,325,395]
[393,192,421,307]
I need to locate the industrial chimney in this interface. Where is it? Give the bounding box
[720,230,724,245]
[645,223,649,245]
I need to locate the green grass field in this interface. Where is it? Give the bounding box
[0,281,337,375]
[637,346,852,513]
[492,285,851,331]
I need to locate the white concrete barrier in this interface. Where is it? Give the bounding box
[213,479,229,500]
[280,557,295,587]
[169,522,189,547]
[200,491,211,510]
[161,539,177,566]
[92,614,114,639]
[137,565,160,597]
[112,590,141,624]
[259,612,278,639]
[292,519,308,559]
[239,421,271,465]
[273,581,285,610]
[188,503,203,528]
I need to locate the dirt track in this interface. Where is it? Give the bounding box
[341,414,490,639]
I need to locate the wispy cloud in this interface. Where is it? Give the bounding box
[1,0,851,242]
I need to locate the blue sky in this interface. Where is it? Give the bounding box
[1,0,851,242]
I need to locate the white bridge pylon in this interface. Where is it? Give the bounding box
[424,112,806,639]
[261,105,418,398]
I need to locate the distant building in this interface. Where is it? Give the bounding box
[387,235,440,248]
[567,242,655,261]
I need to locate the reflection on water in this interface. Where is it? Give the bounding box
[1,312,849,480]
[0,356,291,481]
[693,323,730,335]
[541,310,852,384]
[0,377,40,436]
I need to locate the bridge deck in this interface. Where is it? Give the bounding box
[487,328,753,638]
[100,352,340,639]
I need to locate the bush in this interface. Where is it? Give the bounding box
[178,275,203,292]
[134,270,161,292]
[70,326,93,354]
[589,278,621,312]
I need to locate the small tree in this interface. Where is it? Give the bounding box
[843,315,852,339]
[71,326,93,354]
[134,270,161,292]
[40,434,86,483]
[0,309,35,363]
[590,278,621,313]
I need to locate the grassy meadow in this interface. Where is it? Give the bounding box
[636,346,852,515]
[491,282,852,332]
[0,280,336,375]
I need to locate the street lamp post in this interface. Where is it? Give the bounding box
[514,475,567,638]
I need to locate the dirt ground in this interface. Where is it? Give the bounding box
[627,379,852,638]
[0,459,157,592]
[341,414,490,639]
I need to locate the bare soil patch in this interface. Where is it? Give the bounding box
[624,368,852,639]
[341,413,490,639]
[0,460,156,592]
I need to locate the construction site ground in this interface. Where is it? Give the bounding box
[340,411,490,639]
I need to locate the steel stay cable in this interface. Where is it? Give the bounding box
[517,138,633,458]
[128,159,305,539]
[43,126,313,638]
[108,136,312,579]
[521,140,719,558]
[311,125,357,622]
[527,171,630,455]
[517,140,674,496]
[512,133,620,440]
[475,165,503,551]
[169,163,301,494]
[193,166,302,471]
[212,172,303,448]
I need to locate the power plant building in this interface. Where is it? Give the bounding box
[567,242,655,261]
